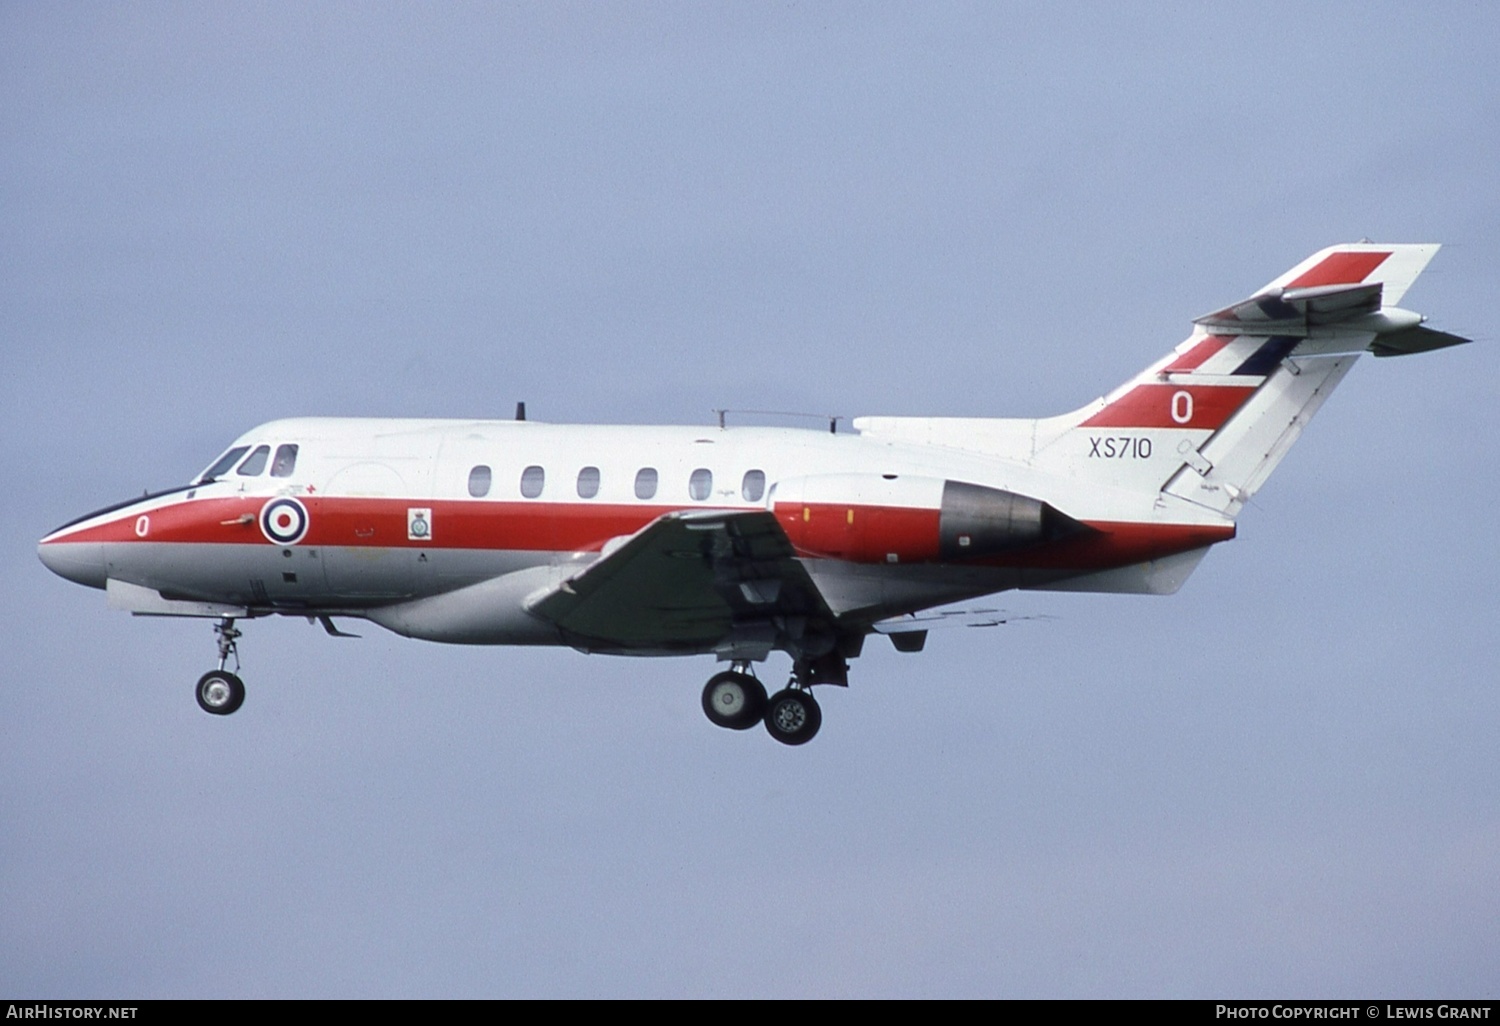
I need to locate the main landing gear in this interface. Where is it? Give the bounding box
[700,663,823,746]
[702,669,767,731]
[763,687,822,747]
[195,616,246,716]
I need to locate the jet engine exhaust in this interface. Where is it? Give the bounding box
[937,480,1089,560]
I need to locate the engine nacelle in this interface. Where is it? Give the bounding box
[772,474,1085,564]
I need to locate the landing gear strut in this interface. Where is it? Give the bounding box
[195,616,246,716]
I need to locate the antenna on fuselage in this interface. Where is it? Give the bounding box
[712,409,844,433]
[515,402,526,421]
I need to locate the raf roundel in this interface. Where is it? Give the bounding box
[259,497,309,546]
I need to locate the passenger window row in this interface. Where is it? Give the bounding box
[467,465,766,503]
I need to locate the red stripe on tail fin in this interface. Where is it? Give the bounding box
[1080,384,1257,430]
[1286,250,1390,288]
[1162,336,1232,373]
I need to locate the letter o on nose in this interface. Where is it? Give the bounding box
[135,515,150,537]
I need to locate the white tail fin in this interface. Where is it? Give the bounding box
[1157,350,1360,515]
[855,243,1467,516]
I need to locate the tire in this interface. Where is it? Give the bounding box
[701,671,767,731]
[763,688,821,746]
[196,670,245,716]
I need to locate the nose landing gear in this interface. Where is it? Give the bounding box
[195,616,245,716]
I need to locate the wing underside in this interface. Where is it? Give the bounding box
[525,509,838,660]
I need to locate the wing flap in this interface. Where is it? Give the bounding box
[871,607,1018,631]
[525,509,833,652]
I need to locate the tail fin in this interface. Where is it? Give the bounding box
[1156,243,1464,515]
[855,243,1468,516]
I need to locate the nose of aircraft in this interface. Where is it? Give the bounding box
[37,538,108,590]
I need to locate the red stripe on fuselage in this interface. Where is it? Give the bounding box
[777,502,940,563]
[44,495,1235,572]
[48,496,683,553]
[1080,383,1257,430]
[775,502,1232,566]
[45,497,262,546]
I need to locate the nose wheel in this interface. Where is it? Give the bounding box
[196,617,246,716]
[196,669,245,715]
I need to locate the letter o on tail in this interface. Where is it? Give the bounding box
[260,497,309,546]
[1171,390,1194,425]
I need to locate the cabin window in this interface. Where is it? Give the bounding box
[199,446,249,483]
[689,468,713,501]
[577,466,600,499]
[236,445,271,476]
[634,467,658,500]
[520,465,545,499]
[741,469,766,503]
[468,465,492,498]
[270,444,299,478]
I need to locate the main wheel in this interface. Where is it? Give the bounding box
[764,688,822,746]
[701,671,767,731]
[196,670,245,716]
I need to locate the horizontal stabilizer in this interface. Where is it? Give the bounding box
[1194,281,1383,336]
[1370,324,1472,358]
[1257,243,1438,306]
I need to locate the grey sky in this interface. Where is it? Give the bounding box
[3,2,1496,997]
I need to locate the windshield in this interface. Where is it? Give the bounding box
[196,446,250,484]
[236,445,271,476]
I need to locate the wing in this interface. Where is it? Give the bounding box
[524,509,836,659]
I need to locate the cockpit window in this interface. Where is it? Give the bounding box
[270,444,299,478]
[236,445,271,476]
[198,446,250,483]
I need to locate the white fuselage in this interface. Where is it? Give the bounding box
[38,416,1233,651]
